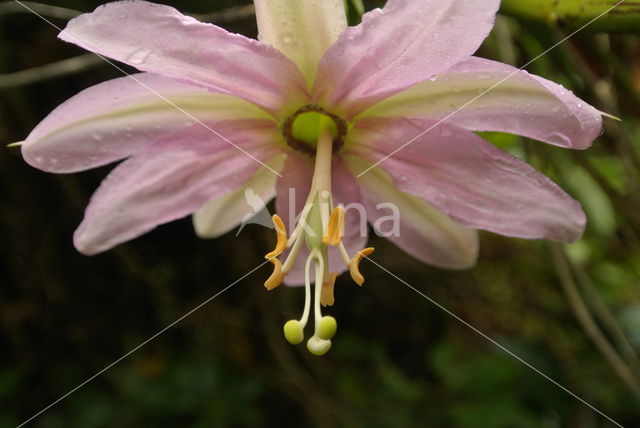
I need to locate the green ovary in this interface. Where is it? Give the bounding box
[290,112,339,149]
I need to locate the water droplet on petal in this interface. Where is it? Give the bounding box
[547,132,572,146]
[127,50,151,65]
[280,32,294,45]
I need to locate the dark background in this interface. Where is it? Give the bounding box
[1,1,640,426]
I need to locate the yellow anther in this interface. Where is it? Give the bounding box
[318,316,337,340]
[321,272,338,307]
[322,206,345,246]
[264,257,284,291]
[349,247,375,286]
[283,320,304,344]
[265,214,288,259]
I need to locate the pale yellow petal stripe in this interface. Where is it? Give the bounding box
[254,0,347,86]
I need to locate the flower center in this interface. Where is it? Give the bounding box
[282,104,348,155]
[263,120,374,356]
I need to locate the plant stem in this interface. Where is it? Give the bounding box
[551,243,640,400]
[500,0,640,33]
[0,54,102,89]
[572,262,640,373]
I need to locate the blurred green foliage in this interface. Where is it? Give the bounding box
[501,0,640,33]
[1,1,640,427]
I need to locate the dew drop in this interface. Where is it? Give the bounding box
[281,33,294,45]
[547,132,571,146]
[127,50,150,65]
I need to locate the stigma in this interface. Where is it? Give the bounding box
[264,122,374,356]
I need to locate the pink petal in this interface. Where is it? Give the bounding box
[275,154,313,286]
[74,123,281,255]
[314,0,500,118]
[364,57,603,149]
[59,1,306,113]
[347,157,478,269]
[193,156,284,238]
[275,153,314,236]
[350,119,586,243]
[276,154,367,285]
[22,73,272,173]
[331,157,369,270]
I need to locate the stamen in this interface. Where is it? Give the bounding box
[349,247,375,286]
[312,249,325,324]
[282,234,305,276]
[282,250,314,345]
[286,199,314,247]
[322,206,345,246]
[337,242,351,267]
[264,257,284,290]
[300,250,314,327]
[265,214,287,259]
[306,249,333,356]
[321,272,338,307]
[319,190,332,232]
